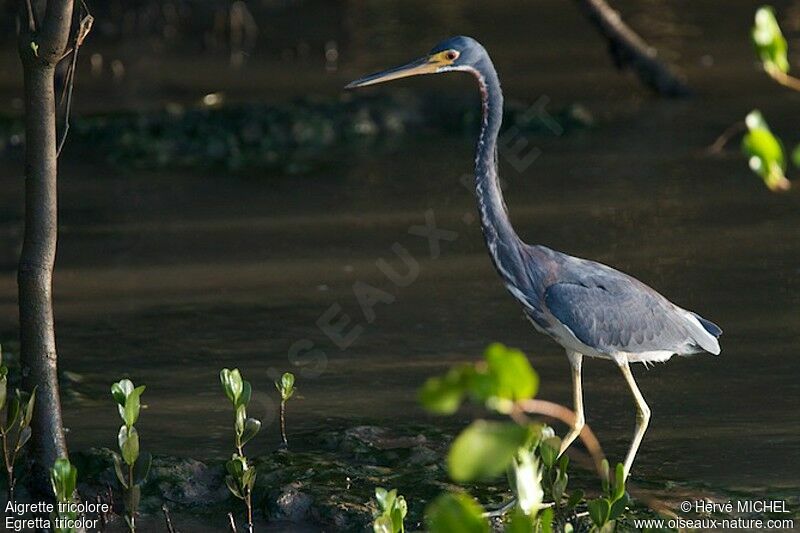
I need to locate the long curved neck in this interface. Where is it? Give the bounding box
[471,58,521,270]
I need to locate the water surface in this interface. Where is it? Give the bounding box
[0,0,798,503]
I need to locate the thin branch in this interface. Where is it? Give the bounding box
[705,121,746,155]
[227,512,237,533]
[56,4,93,157]
[161,504,177,533]
[515,399,607,480]
[767,67,800,92]
[573,0,690,97]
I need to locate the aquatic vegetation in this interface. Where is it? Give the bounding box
[0,350,36,503]
[50,457,78,533]
[420,343,630,532]
[220,368,261,533]
[0,96,591,174]
[111,379,151,532]
[275,372,295,448]
[372,487,408,533]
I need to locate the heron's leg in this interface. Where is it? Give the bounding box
[558,351,584,457]
[617,357,651,479]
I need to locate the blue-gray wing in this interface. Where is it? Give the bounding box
[543,280,719,355]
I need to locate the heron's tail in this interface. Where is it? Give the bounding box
[688,312,722,355]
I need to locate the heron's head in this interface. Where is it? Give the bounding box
[345,36,487,89]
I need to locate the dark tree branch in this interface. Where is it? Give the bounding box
[56,3,93,156]
[573,0,691,97]
[16,0,76,497]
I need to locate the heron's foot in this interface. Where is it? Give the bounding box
[482,498,517,518]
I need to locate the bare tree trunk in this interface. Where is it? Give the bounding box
[573,0,690,97]
[17,0,74,494]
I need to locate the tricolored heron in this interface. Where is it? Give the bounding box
[346,36,721,478]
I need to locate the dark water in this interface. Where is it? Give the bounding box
[0,0,799,505]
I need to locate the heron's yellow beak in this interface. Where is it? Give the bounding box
[345,52,455,89]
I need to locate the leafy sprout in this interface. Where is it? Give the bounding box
[51,457,78,533]
[372,487,408,533]
[0,352,37,504]
[753,6,789,74]
[110,379,150,532]
[742,110,791,191]
[220,368,261,532]
[275,371,296,447]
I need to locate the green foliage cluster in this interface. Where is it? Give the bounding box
[50,458,78,533]
[745,6,799,191]
[0,346,36,502]
[372,487,408,533]
[741,110,792,192]
[752,6,789,75]
[111,379,151,532]
[420,343,629,533]
[220,368,262,531]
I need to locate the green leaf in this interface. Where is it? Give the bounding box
[241,418,261,446]
[742,110,792,192]
[425,492,489,533]
[5,397,20,431]
[16,426,32,451]
[540,507,554,533]
[506,505,536,533]
[483,343,539,401]
[220,368,243,405]
[123,385,145,428]
[225,475,243,499]
[0,366,7,411]
[23,387,37,428]
[418,365,470,415]
[375,487,396,512]
[540,436,561,468]
[111,379,133,406]
[112,452,128,488]
[134,452,152,485]
[50,457,77,502]
[566,489,584,509]
[280,372,295,401]
[235,404,247,438]
[239,380,252,409]
[373,514,393,533]
[612,462,625,501]
[588,498,611,528]
[118,425,140,466]
[753,6,789,74]
[609,494,629,521]
[396,495,407,519]
[447,420,533,482]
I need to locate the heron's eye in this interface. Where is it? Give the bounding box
[445,50,459,61]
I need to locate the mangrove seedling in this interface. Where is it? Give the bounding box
[420,343,627,531]
[372,487,407,533]
[0,353,36,503]
[50,457,78,533]
[111,379,151,532]
[587,461,629,532]
[220,368,261,533]
[275,372,295,448]
[742,110,792,192]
